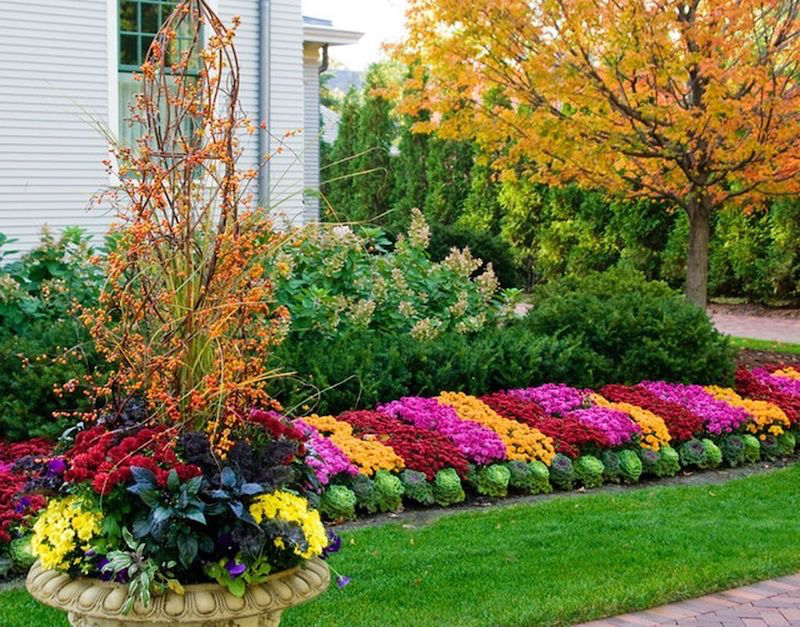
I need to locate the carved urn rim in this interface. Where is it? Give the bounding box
[26,558,330,623]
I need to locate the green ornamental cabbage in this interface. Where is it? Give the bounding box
[9,535,36,570]
[701,439,722,468]
[679,438,708,468]
[619,449,643,483]
[470,464,511,498]
[721,434,746,467]
[655,445,681,477]
[575,455,604,489]
[507,461,552,495]
[320,485,357,521]
[760,434,780,461]
[637,448,661,476]
[349,473,378,513]
[373,470,405,513]
[400,469,435,506]
[777,431,796,457]
[742,434,761,463]
[549,453,575,490]
[432,468,465,506]
[601,450,622,483]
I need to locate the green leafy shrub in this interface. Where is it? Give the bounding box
[742,434,762,463]
[432,468,465,506]
[468,464,511,498]
[702,439,723,468]
[777,431,796,457]
[427,222,522,288]
[656,446,681,478]
[271,324,583,416]
[680,439,708,468]
[601,450,622,483]
[0,229,107,441]
[721,435,746,467]
[506,461,552,495]
[575,455,604,488]
[320,485,357,521]
[400,469,434,506]
[619,450,643,483]
[549,454,575,490]
[271,210,517,341]
[521,268,735,386]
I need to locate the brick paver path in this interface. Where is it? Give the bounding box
[579,573,800,626]
[711,313,800,345]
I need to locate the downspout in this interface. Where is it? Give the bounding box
[258,0,271,209]
[319,43,329,74]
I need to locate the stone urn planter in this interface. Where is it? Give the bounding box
[26,558,329,627]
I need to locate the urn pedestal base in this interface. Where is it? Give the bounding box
[26,558,329,626]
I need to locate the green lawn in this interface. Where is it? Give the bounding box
[730,336,800,356]
[3,464,800,626]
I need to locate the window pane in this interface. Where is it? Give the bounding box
[141,2,159,33]
[119,0,137,32]
[118,71,144,149]
[120,34,138,67]
[141,35,155,60]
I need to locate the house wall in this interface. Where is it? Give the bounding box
[268,0,306,227]
[0,0,310,258]
[303,43,321,223]
[0,0,112,253]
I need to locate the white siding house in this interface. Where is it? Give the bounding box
[0,1,360,253]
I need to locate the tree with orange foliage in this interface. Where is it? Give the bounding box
[396,0,800,306]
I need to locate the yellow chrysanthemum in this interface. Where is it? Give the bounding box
[772,367,800,381]
[303,414,404,475]
[591,394,671,451]
[31,496,102,571]
[249,491,328,559]
[438,392,556,464]
[705,386,790,436]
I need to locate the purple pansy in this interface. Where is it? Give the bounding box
[225,560,246,578]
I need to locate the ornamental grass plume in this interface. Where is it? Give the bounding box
[641,381,750,435]
[75,0,290,452]
[377,396,506,464]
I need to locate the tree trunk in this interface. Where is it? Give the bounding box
[685,202,710,308]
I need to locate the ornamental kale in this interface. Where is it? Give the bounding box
[721,435,746,467]
[432,468,465,506]
[601,450,622,483]
[575,455,604,489]
[506,461,552,495]
[742,434,762,463]
[468,464,511,498]
[400,470,435,506]
[320,485,357,521]
[702,439,723,468]
[777,431,796,456]
[549,453,575,490]
[655,446,681,478]
[618,450,642,483]
[679,439,708,468]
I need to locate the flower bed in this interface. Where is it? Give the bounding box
[4,368,800,569]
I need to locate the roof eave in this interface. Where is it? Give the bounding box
[302,25,364,46]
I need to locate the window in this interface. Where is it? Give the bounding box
[118,0,199,147]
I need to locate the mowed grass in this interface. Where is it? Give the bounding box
[730,336,800,356]
[2,464,800,627]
